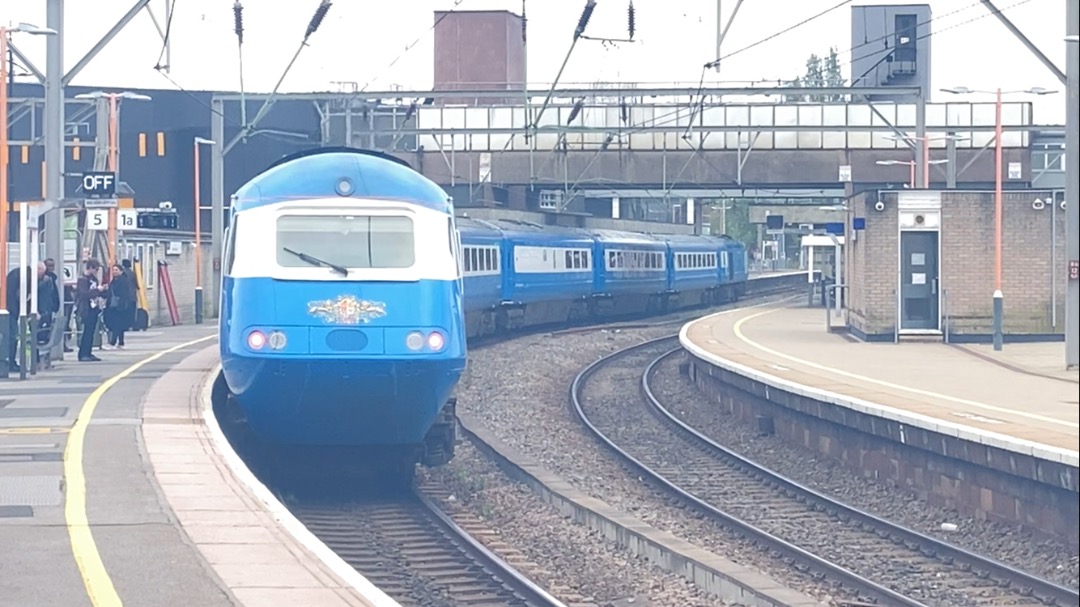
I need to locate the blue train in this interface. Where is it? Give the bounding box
[219,147,750,481]
[457,218,749,338]
[219,148,468,477]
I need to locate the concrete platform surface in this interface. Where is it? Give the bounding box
[0,327,398,607]
[682,303,1079,461]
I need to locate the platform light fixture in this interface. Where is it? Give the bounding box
[72,91,153,268]
[0,23,57,313]
[193,137,216,324]
[941,85,1059,351]
[883,133,969,188]
[876,159,949,189]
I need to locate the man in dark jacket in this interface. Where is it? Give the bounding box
[76,259,106,362]
[38,260,61,345]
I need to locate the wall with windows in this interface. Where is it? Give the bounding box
[1030,141,1066,190]
[117,237,208,326]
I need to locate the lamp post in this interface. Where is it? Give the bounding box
[941,86,1058,351]
[193,136,215,324]
[72,91,151,267]
[884,133,969,188]
[1066,33,1079,369]
[876,159,949,189]
[1,23,57,311]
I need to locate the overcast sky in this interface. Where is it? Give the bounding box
[6,0,1068,123]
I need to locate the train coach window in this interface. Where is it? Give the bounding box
[276,215,415,269]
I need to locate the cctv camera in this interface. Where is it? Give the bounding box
[874,201,886,212]
[1062,199,1067,210]
[1032,198,1045,210]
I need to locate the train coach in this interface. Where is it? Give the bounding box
[459,217,749,339]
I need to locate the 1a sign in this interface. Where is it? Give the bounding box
[118,209,138,231]
[82,171,117,198]
[87,209,110,231]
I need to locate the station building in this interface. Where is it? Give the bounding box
[844,189,1068,342]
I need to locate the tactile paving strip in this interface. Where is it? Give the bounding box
[0,475,63,506]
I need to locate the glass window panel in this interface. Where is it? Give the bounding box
[276,215,415,269]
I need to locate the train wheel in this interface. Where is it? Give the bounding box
[421,398,457,468]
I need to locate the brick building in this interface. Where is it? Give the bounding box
[433,10,525,101]
[846,190,1067,341]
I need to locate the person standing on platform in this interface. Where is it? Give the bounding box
[5,264,43,372]
[37,261,61,345]
[102,263,135,349]
[76,259,107,362]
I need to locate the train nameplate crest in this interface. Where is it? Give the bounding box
[308,295,387,324]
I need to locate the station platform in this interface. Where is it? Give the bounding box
[0,327,391,607]
[681,303,1078,462]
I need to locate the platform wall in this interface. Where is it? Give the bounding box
[847,190,1067,341]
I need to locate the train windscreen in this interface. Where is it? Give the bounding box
[275,214,415,269]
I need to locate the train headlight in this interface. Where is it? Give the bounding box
[406,331,424,351]
[426,331,446,352]
[268,331,287,350]
[247,330,267,350]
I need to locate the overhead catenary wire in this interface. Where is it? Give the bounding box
[234,1,247,130]
[834,0,1036,80]
[230,0,333,151]
[467,0,601,204]
[154,0,178,71]
[354,0,469,96]
[704,0,854,69]
[530,0,598,133]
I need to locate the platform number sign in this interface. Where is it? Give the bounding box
[118,209,138,231]
[86,209,109,231]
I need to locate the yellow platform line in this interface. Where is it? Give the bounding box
[64,335,217,607]
[731,307,1079,431]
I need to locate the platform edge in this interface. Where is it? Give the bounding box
[679,313,1080,469]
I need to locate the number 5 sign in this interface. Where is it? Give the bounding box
[86,209,109,231]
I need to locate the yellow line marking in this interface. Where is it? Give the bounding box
[65,335,216,607]
[731,307,1080,431]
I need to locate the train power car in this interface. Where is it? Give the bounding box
[218,148,467,478]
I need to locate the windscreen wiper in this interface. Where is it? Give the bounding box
[282,247,349,276]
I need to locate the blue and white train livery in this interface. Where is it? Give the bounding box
[219,148,467,473]
[457,217,750,339]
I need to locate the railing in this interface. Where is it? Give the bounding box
[943,288,951,344]
[825,283,848,334]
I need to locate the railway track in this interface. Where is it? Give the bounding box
[572,336,1080,607]
[290,481,566,607]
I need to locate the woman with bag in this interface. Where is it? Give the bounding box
[102,263,135,349]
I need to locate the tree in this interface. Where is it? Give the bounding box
[783,47,847,103]
[706,199,756,251]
